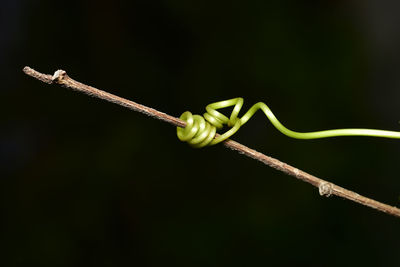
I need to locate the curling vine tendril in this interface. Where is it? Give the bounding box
[177,97,400,148]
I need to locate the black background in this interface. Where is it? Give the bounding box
[2,0,400,266]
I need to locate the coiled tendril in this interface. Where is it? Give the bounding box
[177,97,400,148]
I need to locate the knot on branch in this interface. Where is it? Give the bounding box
[319,182,333,197]
[52,70,67,84]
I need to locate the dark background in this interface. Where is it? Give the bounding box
[1,0,400,266]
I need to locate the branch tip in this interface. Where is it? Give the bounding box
[23,66,31,74]
[23,66,53,84]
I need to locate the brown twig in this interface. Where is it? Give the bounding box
[23,66,400,218]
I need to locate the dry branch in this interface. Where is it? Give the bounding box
[23,66,400,218]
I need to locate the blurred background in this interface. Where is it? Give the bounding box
[1,0,400,266]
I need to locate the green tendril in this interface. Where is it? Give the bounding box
[177,97,400,148]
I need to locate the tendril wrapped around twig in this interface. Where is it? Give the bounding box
[177,97,400,148]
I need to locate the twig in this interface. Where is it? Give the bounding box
[23,66,400,218]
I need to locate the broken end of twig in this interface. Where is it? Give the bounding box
[23,66,53,84]
[22,66,31,74]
